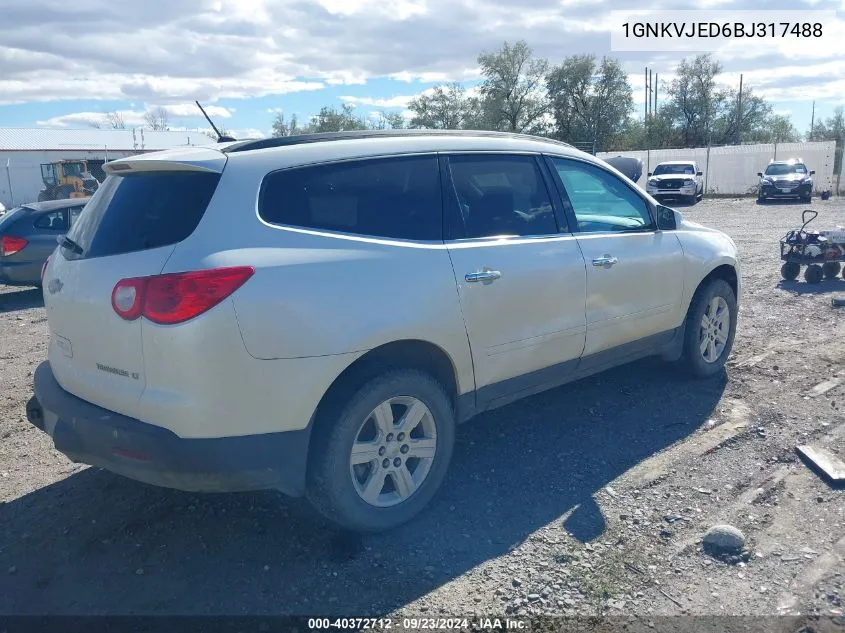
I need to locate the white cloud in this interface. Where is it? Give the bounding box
[162,103,232,118]
[340,95,417,108]
[2,0,845,109]
[36,104,235,128]
[36,109,147,128]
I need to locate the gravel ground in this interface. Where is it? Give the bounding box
[1,197,844,619]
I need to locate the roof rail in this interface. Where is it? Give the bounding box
[222,129,575,154]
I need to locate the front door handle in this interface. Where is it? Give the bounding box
[465,270,502,283]
[592,256,619,268]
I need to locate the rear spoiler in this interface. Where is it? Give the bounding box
[103,146,227,175]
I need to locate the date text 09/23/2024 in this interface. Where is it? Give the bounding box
[308,618,527,630]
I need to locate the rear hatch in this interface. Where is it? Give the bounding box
[42,147,226,419]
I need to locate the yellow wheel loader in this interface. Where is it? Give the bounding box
[38,160,100,202]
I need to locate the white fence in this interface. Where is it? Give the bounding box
[598,141,837,196]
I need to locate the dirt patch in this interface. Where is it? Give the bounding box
[1,197,845,617]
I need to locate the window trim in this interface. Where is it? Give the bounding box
[257,152,445,244]
[543,154,658,235]
[441,151,567,244]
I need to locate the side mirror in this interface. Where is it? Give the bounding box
[810,170,816,175]
[647,172,653,177]
[756,172,763,178]
[656,205,677,231]
[696,171,703,177]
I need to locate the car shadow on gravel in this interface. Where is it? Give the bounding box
[0,359,725,616]
[0,287,43,313]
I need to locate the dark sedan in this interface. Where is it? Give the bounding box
[0,199,87,287]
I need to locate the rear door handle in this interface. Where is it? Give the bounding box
[592,256,618,268]
[465,270,502,283]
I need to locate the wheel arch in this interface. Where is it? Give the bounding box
[699,263,739,299]
[307,339,464,455]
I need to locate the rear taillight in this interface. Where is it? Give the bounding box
[111,267,254,325]
[1,235,28,256]
[41,257,50,281]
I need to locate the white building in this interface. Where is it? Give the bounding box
[0,128,211,207]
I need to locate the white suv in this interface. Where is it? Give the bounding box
[27,130,740,532]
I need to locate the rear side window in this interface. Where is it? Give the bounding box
[34,211,67,230]
[445,155,558,239]
[63,171,221,259]
[259,156,442,241]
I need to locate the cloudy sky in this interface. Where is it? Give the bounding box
[1,0,844,139]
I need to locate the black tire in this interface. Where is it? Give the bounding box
[781,262,801,281]
[802,194,812,204]
[804,264,823,284]
[823,262,841,279]
[680,278,738,378]
[686,194,697,205]
[306,369,455,532]
[756,196,765,204]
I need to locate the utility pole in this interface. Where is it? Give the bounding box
[654,73,658,117]
[736,74,743,145]
[810,101,815,141]
[644,68,649,121]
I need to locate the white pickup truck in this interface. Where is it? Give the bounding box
[646,161,704,204]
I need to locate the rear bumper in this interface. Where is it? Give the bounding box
[0,260,40,286]
[28,361,311,496]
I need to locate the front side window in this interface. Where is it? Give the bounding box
[259,155,442,241]
[445,154,559,239]
[550,157,653,233]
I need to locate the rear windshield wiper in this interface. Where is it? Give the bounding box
[58,235,83,255]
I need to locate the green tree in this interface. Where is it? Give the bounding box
[663,54,722,147]
[408,83,480,129]
[711,87,772,145]
[476,40,550,134]
[371,111,407,130]
[307,104,368,133]
[546,54,633,150]
[811,106,845,175]
[271,112,304,137]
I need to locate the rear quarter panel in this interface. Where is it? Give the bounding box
[160,156,475,398]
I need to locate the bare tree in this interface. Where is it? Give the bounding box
[105,111,126,129]
[87,119,103,129]
[144,107,170,131]
[202,124,230,141]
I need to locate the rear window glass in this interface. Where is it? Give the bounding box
[0,208,25,230]
[259,155,442,241]
[63,171,221,259]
